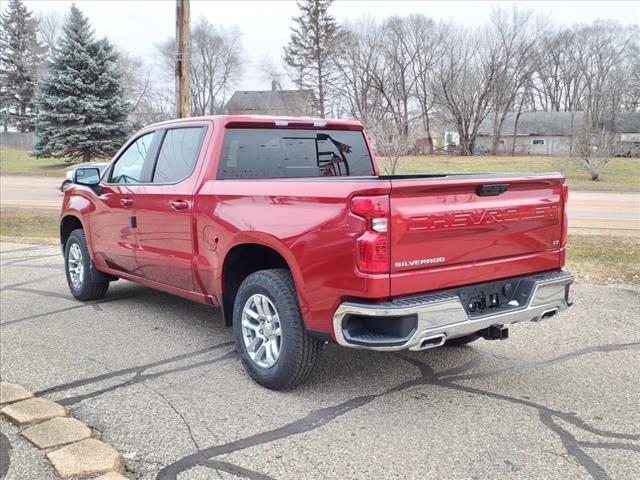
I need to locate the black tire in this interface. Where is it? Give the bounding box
[444,334,480,347]
[233,269,321,390]
[64,229,109,301]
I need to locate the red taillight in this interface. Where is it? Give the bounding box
[561,183,569,248]
[351,195,389,273]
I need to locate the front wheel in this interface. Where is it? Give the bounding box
[233,269,321,390]
[64,229,109,301]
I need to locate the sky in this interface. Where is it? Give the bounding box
[24,0,640,90]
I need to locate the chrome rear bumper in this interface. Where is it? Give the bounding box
[333,270,573,351]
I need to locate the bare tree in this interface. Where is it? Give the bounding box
[619,44,640,112]
[368,119,413,174]
[36,10,61,55]
[532,27,585,112]
[191,19,243,115]
[570,22,638,179]
[487,7,543,154]
[368,16,418,140]
[332,12,637,162]
[432,25,498,155]
[158,16,244,116]
[406,15,444,154]
[134,87,174,125]
[115,51,159,127]
[579,22,637,122]
[573,120,617,181]
[257,58,286,90]
[332,17,384,124]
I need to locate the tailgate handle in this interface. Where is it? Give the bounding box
[476,184,509,196]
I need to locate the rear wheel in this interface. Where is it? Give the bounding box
[444,334,480,347]
[65,229,109,301]
[233,269,321,390]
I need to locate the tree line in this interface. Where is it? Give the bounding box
[285,1,639,156]
[0,0,245,161]
[1,0,638,163]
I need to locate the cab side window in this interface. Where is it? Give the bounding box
[152,127,205,184]
[111,132,156,184]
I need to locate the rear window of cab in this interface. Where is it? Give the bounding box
[217,128,375,179]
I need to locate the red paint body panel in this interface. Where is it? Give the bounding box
[388,175,565,296]
[60,115,568,340]
[89,184,141,274]
[193,178,391,331]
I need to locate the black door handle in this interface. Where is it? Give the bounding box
[476,184,509,196]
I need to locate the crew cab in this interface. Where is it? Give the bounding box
[60,116,573,389]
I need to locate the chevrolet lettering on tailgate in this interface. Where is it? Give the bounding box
[408,204,559,230]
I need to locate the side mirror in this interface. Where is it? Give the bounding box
[73,167,101,186]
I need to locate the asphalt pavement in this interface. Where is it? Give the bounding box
[1,241,639,479]
[1,175,638,233]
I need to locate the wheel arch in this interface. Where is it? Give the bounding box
[220,241,304,327]
[60,214,84,248]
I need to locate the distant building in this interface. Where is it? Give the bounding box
[606,112,640,156]
[412,137,432,154]
[475,111,640,156]
[476,111,584,156]
[225,81,318,117]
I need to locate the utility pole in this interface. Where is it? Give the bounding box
[175,0,190,118]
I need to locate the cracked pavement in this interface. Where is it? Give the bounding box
[1,241,639,480]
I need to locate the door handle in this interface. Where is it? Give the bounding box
[476,184,509,196]
[170,200,189,211]
[120,197,134,208]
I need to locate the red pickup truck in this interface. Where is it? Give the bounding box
[60,116,573,389]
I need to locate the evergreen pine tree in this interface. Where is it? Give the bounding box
[0,0,45,132]
[283,0,340,118]
[33,5,131,162]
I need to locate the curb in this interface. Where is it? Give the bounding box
[1,381,128,479]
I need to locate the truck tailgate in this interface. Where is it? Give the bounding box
[388,173,565,296]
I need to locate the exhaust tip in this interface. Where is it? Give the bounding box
[541,308,559,320]
[418,334,446,350]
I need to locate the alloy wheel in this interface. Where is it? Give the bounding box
[241,293,282,368]
[67,243,84,289]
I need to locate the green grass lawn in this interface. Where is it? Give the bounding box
[1,208,637,285]
[0,208,59,238]
[0,147,70,177]
[566,234,640,285]
[382,155,640,192]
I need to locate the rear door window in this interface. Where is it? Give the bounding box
[217,129,374,179]
[152,127,205,184]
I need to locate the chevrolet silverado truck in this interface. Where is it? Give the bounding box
[60,116,573,389]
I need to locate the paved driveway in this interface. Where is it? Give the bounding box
[1,241,639,480]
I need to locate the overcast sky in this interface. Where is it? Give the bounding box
[24,0,640,90]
